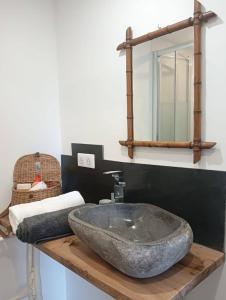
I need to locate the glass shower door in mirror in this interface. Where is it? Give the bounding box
[133,27,194,142]
[157,44,193,141]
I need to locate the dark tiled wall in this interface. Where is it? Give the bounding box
[62,143,226,251]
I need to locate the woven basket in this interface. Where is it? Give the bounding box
[11,152,61,206]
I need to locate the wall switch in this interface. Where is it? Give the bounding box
[77,153,95,169]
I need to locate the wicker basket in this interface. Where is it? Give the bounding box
[11,152,61,206]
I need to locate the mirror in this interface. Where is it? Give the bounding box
[133,28,194,142]
[117,0,216,163]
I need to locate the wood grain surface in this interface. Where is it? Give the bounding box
[37,236,224,300]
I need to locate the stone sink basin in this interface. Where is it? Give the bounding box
[68,203,193,278]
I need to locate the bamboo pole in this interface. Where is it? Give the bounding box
[117,11,216,51]
[125,27,134,159]
[193,0,202,163]
[119,140,216,149]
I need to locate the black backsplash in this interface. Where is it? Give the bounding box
[61,143,226,251]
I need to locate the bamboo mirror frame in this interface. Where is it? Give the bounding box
[117,0,217,163]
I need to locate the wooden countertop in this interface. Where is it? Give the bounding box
[37,236,225,300]
[0,213,224,299]
[0,214,12,238]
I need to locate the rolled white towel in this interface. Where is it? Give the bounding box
[29,181,47,191]
[9,191,85,234]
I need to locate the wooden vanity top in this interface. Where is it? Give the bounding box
[0,212,223,299]
[0,214,12,238]
[37,236,225,300]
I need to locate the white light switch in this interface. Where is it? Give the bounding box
[77,153,95,169]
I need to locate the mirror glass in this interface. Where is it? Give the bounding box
[133,27,194,141]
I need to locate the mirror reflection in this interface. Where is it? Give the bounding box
[133,27,194,142]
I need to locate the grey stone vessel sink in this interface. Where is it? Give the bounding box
[68,203,193,278]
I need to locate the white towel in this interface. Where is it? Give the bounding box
[9,191,85,234]
[17,183,32,190]
[29,181,47,191]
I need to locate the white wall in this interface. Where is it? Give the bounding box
[0,1,62,299]
[56,0,226,172]
[55,0,226,299]
[0,0,61,213]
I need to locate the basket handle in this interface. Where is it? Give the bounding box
[34,152,40,158]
